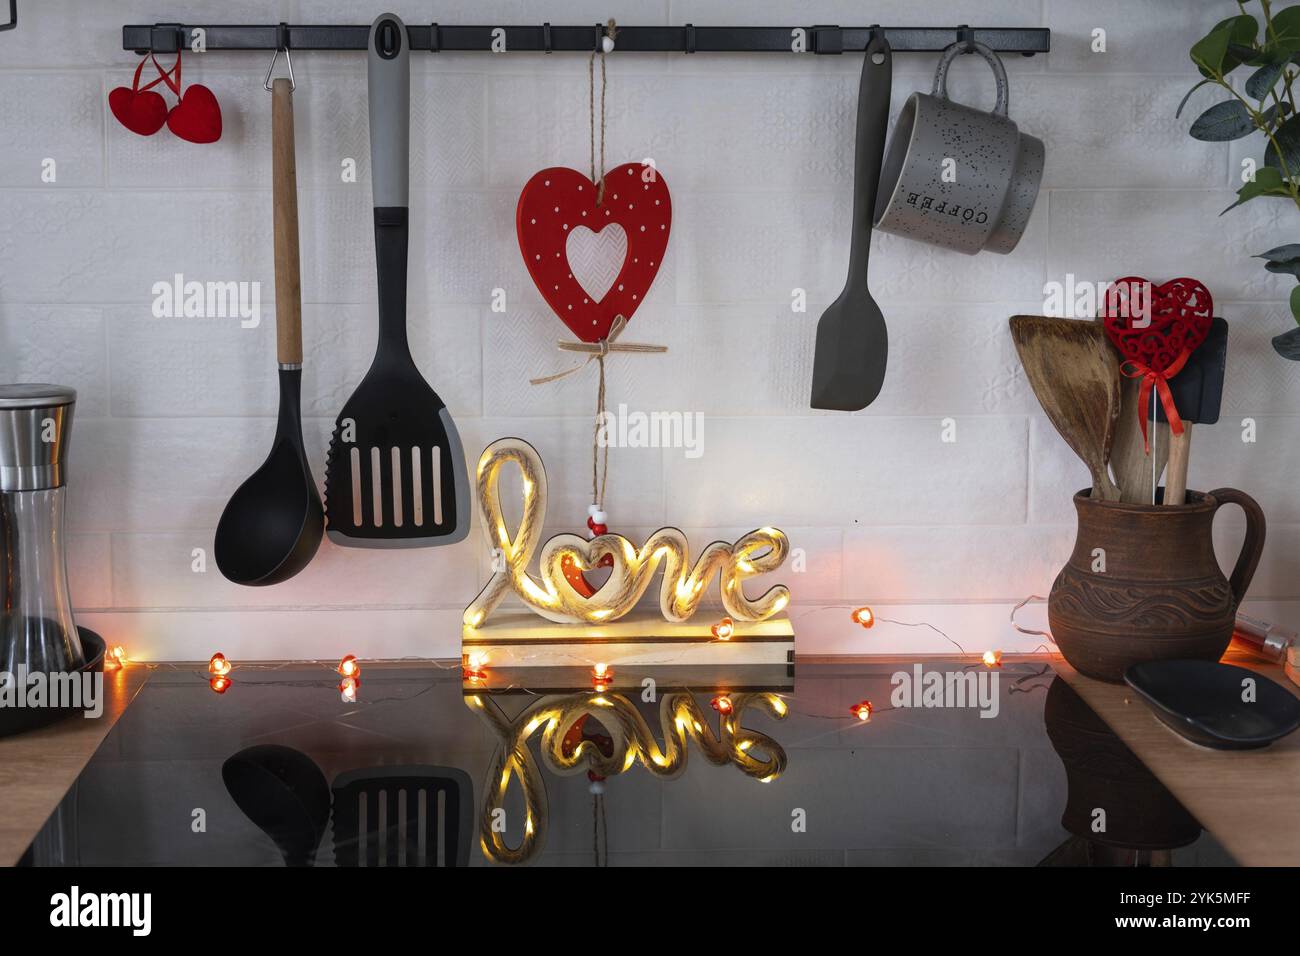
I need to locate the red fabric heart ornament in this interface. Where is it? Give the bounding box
[108,57,170,137]
[167,84,223,144]
[1100,276,1214,450]
[516,163,671,343]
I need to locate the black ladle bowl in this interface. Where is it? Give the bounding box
[222,744,331,867]
[215,368,323,585]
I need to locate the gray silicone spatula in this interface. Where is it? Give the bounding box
[810,33,891,411]
[324,14,469,547]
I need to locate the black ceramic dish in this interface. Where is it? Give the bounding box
[1125,659,1300,750]
[0,627,106,738]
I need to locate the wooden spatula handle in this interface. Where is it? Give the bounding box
[1165,421,1192,505]
[272,78,303,366]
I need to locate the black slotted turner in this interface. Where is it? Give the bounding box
[325,13,469,548]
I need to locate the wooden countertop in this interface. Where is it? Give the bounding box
[1054,646,1300,867]
[0,665,149,867]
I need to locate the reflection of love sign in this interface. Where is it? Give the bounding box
[516,163,671,343]
[462,438,790,627]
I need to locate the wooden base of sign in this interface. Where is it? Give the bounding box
[462,609,794,688]
[1287,643,1299,689]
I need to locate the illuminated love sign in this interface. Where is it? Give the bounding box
[462,438,791,627]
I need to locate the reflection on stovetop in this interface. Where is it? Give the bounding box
[22,661,1237,866]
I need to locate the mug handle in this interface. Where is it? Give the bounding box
[1209,487,1267,606]
[932,40,1009,117]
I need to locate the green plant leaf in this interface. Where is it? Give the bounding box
[1189,99,1256,140]
[1290,285,1300,322]
[1221,165,1291,212]
[1266,258,1300,275]
[1175,78,1214,118]
[1268,7,1300,52]
[1246,59,1285,98]
[1273,325,1300,359]
[1193,16,1258,76]
[1255,243,1300,261]
[1265,112,1300,167]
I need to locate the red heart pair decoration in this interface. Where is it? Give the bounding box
[516,163,671,343]
[109,53,222,144]
[1100,276,1214,450]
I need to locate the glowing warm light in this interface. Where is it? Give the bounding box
[339,676,359,703]
[851,700,873,722]
[851,606,875,628]
[712,616,734,641]
[208,652,231,677]
[463,650,490,683]
[983,649,1003,668]
[591,662,614,691]
[337,654,361,678]
[711,695,734,715]
[209,675,231,694]
[104,644,128,671]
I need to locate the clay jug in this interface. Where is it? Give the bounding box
[1048,488,1265,683]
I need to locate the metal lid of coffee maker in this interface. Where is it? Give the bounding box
[0,383,76,491]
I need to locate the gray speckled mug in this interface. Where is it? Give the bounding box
[873,41,1044,255]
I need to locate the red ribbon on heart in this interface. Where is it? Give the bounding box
[516,163,671,343]
[1120,347,1192,452]
[1101,276,1214,453]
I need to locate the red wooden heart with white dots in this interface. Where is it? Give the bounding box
[516,163,671,343]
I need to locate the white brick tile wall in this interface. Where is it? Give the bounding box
[2,0,1297,660]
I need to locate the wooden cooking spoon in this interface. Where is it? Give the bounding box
[1010,315,1122,501]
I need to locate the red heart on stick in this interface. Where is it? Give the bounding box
[516,164,671,343]
[1100,276,1213,374]
[167,84,223,144]
[1100,275,1214,451]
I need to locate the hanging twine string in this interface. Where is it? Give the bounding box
[589,19,616,205]
[527,18,665,522]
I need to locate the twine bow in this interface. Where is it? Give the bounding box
[1121,347,1192,453]
[528,314,666,385]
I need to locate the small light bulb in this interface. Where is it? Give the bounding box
[209,675,231,695]
[337,654,361,678]
[339,676,359,703]
[711,695,734,715]
[851,700,873,722]
[208,652,231,677]
[712,617,734,640]
[851,606,874,628]
[591,663,614,690]
[983,649,1002,668]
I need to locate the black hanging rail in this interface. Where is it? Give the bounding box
[122,23,1049,56]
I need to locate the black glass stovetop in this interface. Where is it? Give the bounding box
[23,660,1236,867]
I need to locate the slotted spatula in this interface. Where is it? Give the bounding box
[1010,315,1122,501]
[325,13,469,547]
